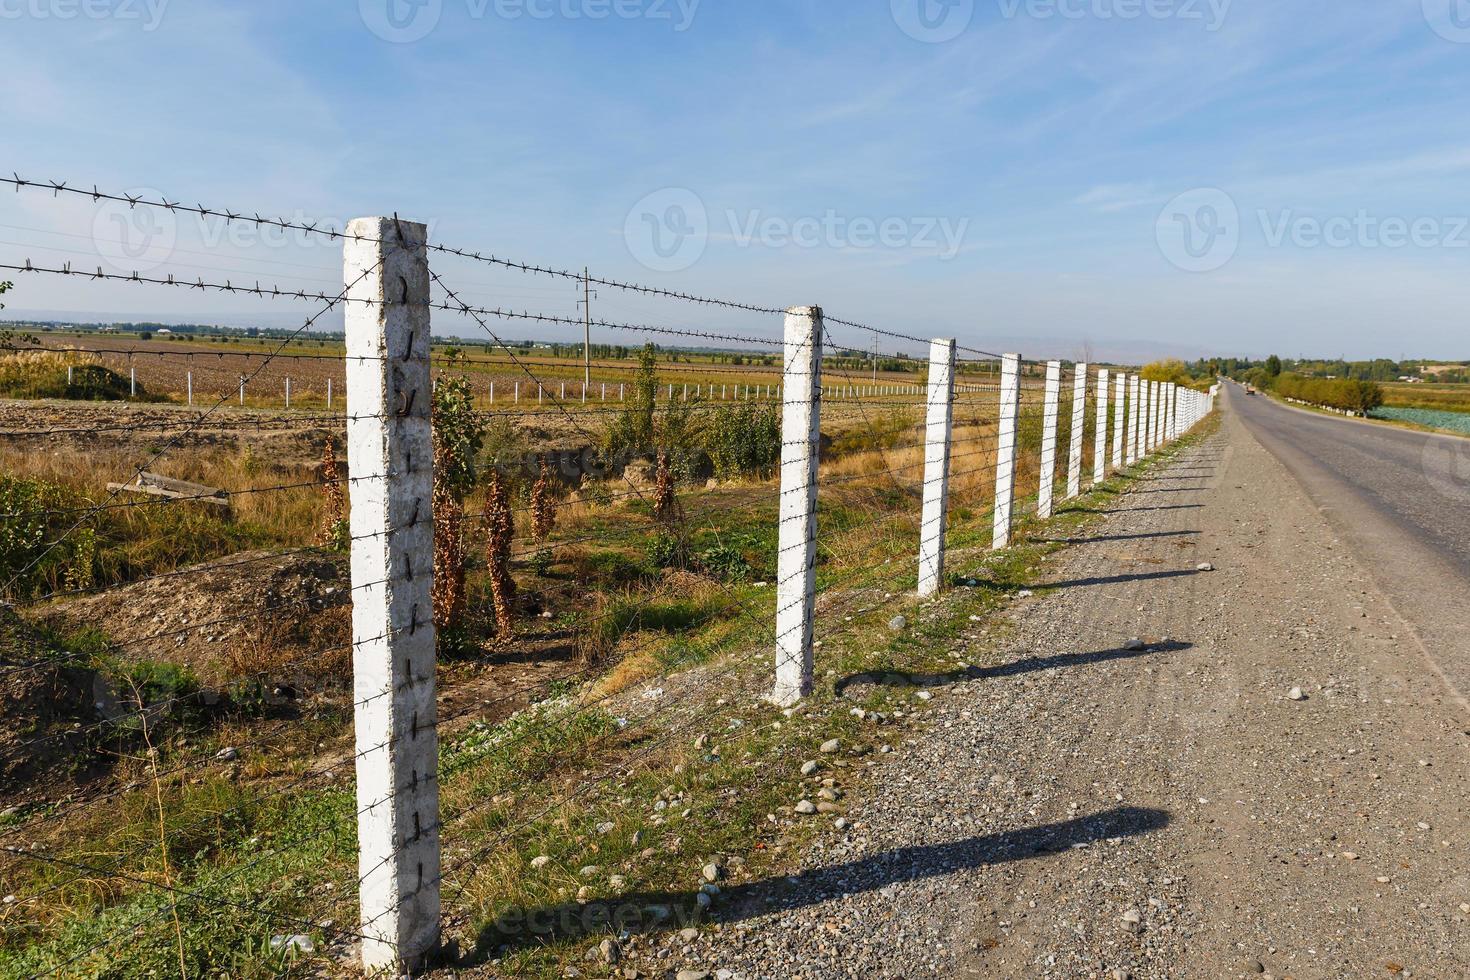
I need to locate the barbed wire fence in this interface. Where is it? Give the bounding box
[0,174,1216,976]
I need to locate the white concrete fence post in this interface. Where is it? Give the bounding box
[129,365,136,398]
[1065,362,1087,500]
[186,370,193,407]
[1126,375,1140,464]
[343,216,441,973]
[285,377,292,409]
[1144,381,1156,454]
[992,353,1022,549]
[1111,372,1125,471]
[1093,368,1109,487]
[1169,383,1179,440]
[327,377,333,410]
[1037,361,1062,520]
[772,306,823,708]
[917,338,956,599]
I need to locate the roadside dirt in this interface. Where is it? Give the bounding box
[691,410,1469,979]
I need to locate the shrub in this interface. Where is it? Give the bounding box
[706,402,780,479]
[0,350,142,401]
[1272,373,1384,414]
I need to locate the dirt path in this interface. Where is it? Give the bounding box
[694,408,1469,979]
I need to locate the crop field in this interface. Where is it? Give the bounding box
[0,333,1117,977]
[1379,381,1470,415]
[5,332,1003,411]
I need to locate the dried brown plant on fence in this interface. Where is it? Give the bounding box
[485,469,515,636]
[315,438,347,549]
[432,483,467,632]
[530,461,559,544]
[652,452,680,525]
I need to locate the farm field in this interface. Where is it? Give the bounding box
[1380,381,1470,414]
[3,331,1000,411]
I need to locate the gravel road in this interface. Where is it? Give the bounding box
[1226,383,1470,704]
[678,405,1470,979]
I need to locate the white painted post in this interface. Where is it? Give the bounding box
[1146,382,1156,449]
[1093,368,1109,487]
[992,353,1022,549]
[488,381,494,404]
[515,381,520,403]
[620,382,625,401]
[1111,373,1125,471]
[1151,382,1162,449]
[1168,384,1179,440]
[601,382,606,402]
[327,377,333,409]
[239,375,246,407]
[772,306,822,708]
[67,365,73,385]
[560,381,566,400]
[1037,361,1062,520]
[1127,375,1140,464]
[129,365,136,398]
[1066,362,1087,500]
[1143,381,1154,454]
[343,217,440,973]
[187,371,194,407]
[285,377,292,409]
[917,338,955,599]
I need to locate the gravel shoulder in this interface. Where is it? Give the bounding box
[692,408,1470,980]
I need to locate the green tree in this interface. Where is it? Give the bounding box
[1265,354,1282,377]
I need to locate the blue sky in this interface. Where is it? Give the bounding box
[2,0,1469,360]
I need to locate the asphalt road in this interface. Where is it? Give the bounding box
[1225,382,1470,704]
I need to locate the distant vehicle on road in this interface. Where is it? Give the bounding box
[1245,385,1257,395]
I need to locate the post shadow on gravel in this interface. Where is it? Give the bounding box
[468,807,1171,961]
[1034,529,1199,545]
[832,641,1189,697]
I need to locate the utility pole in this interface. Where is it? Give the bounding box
[579,267,596,388]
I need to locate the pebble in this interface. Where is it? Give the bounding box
[800,760,820,776]
[1288,687,1305,701]
[819,739,841,754]
[580,865,600,877]
[676,971,710,980]
[1123,638,1146,651]
[888,615,907,631]
[1197,562,1214,572]
[215,747,239,762]
[702,863,722,883]
[598,938,621,964]
[596,822,615,835]
[794,800,817,815]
